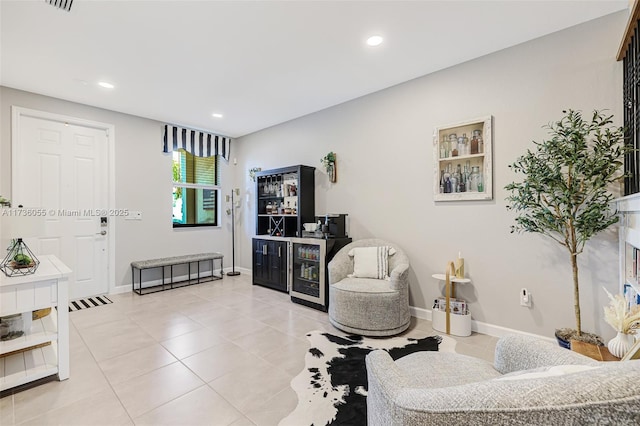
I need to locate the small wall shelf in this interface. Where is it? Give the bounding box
[433,115,493,202]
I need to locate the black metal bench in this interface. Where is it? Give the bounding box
[131,253,223,295]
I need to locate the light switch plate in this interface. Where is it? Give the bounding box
[126,211,142,220]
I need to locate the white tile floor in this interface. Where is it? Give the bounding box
[1,274,499,425]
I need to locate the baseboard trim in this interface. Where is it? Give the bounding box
[410,306,555,343]
[111,284,132,294]
[223,266,251,275]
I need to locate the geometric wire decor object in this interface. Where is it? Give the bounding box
[1,206,46,277]
[45,0,74,12]
[0,238,40,277]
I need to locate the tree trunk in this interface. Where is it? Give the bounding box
[571,252,581,336]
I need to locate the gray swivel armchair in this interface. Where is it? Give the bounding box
[366,334,640,425]
[328,239,410,336]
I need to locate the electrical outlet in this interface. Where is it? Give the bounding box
[520,288,532,307]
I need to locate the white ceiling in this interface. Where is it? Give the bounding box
[0,1,628,138]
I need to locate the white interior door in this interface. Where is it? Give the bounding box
[12,108,110,299]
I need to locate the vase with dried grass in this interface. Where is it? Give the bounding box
[603,288,640,358]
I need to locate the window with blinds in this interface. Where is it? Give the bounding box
[623,31,640,195]
[620,2,640,195]
[172,149,219,226]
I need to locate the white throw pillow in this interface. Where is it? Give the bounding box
[495,364,598,381]
[348,246,396,279]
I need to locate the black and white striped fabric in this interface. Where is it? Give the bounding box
[163,124,231,160]
[46,0,73,12]
[69,296,113,312]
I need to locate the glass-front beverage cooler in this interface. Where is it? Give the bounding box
[290,238,327,310]
[289,236,352,311]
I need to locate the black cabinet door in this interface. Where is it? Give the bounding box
[252,238,288,292]
[268,240,288,291]
[252,239,268,284]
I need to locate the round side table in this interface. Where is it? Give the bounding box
[432,273,472,336]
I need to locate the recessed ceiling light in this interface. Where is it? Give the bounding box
[212,113,223,118]
[98,81,115,89]
[366,35,383,47]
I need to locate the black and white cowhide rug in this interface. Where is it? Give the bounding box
[279,330,456,426]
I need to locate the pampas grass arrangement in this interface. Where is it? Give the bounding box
[603,288,640,334]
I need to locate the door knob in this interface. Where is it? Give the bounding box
[96,230,107,236]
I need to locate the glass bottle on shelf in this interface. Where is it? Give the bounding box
[469,166,481,191]
[439,169,445,193]
[473,129,484,154]
[464,161,471,186]
[456,164,465,192]
[477,171,484,192]
[449,134,458,157]
[450,165,459,193]
[452,165,461,192]
[443,165,452,193]
[470,131,479,154]
[460,134,469,156]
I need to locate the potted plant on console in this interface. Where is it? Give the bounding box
[505,109,625,347]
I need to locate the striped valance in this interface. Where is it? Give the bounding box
[163,124,231,160]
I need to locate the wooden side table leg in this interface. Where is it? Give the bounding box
[445,261,455,335]
[445,276,450,334]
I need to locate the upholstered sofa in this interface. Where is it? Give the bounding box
[366,334,640,425]
[328,239,410,336]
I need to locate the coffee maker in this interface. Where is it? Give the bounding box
[315,214,348,239]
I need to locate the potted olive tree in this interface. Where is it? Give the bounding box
[505,109,625,346]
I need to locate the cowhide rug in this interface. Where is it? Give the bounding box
[279,330,457,426]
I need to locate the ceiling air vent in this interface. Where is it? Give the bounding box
[46,0,73,12]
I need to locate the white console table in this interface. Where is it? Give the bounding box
[0,255,71,391]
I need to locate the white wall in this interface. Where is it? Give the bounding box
[0,87,235,292]
[236,11,627,340]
